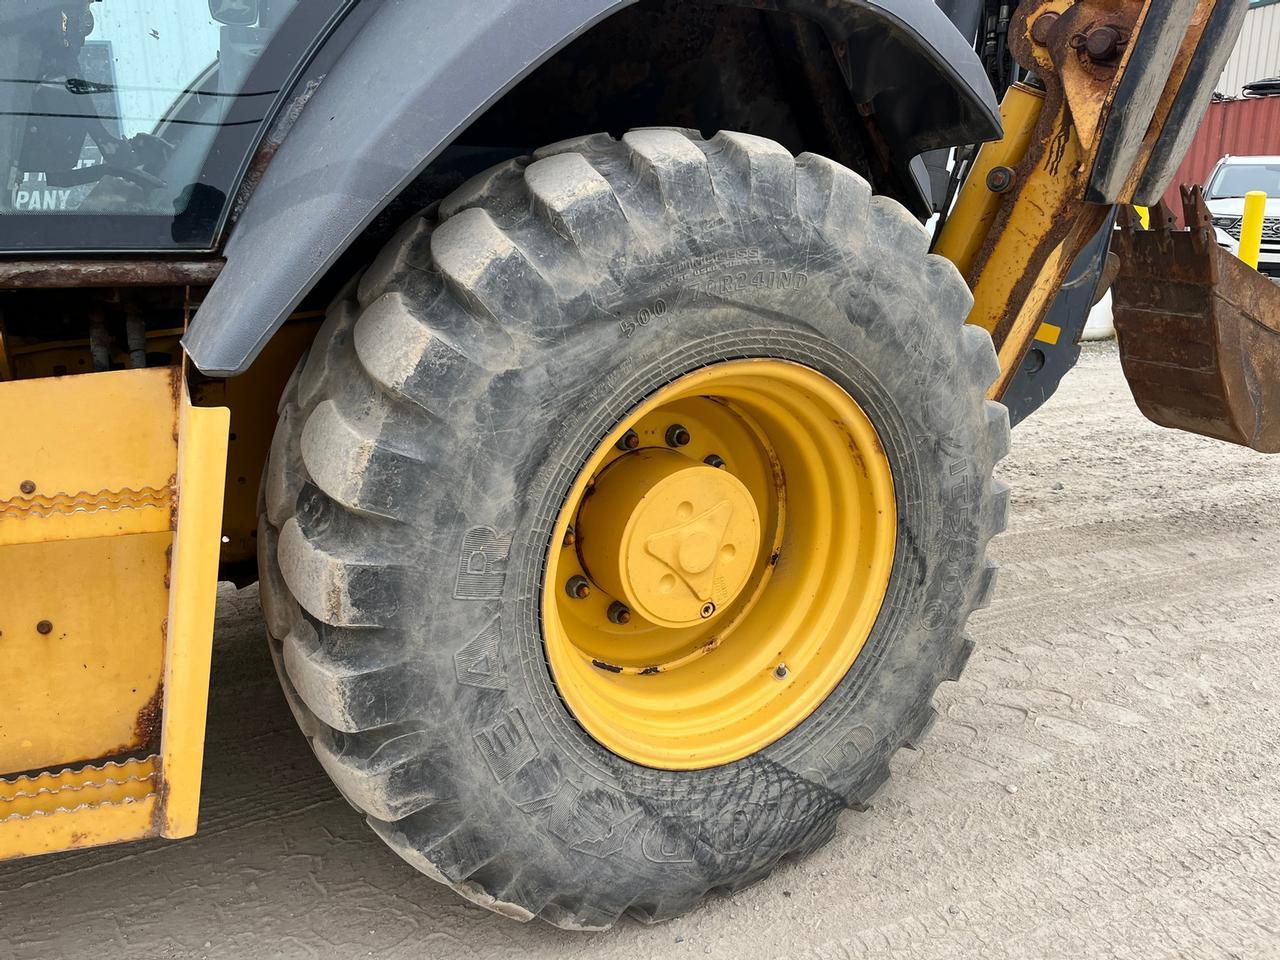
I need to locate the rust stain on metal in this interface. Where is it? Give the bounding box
[0,260,225,290]
[132,684,164,751]
[964,0,1138,391]
[1112,186,1280,452]
[149,760,170,836]
[98,683,165,763]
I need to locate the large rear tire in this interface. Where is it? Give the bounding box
[259,129,1009,929]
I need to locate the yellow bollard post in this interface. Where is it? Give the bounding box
[1239,190,1267,270]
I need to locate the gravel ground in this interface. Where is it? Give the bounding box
[3,343,1278,960]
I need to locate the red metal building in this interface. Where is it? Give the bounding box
[1161,94,1280,214]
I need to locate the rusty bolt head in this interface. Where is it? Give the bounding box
[986,165,1016,194]
[607,601,632,625]
[704,454,726,469]
[665,424,691,448]
[773,663,789,680]
[1030,12,1058,45]
[1084,25,1124,62]
[616,429,640,451]
[566,575,591,600]
[36,620,53,635]
[19,480,36,495]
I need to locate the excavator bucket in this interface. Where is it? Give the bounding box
[0,367,229,859]
[1112,187,1280,453]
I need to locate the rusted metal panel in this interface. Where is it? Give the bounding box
[0,259,224,289]
[1112,187,1280,452]
[1160,95,1280,212]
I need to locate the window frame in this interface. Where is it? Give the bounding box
[0,0,358,255]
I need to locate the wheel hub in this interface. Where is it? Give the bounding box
[578,450,761,628]
[542,359,897,770]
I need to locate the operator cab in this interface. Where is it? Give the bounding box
[0,0,345,252]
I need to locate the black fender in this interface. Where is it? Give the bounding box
[184,0,1000,377]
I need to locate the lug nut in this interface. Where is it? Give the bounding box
[566,575,591,600]
[704,454,726,469]
[36,620,53,635]
[665,424,691,448]
[616,430,640,451]
[563,525,576,548]
[20,480,36,495]
[986,165,1016,194]
[700,602,716,619]
[773,663,789,680]
[607,601,632,625]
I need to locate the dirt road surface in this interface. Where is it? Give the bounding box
[4,344,1278,960]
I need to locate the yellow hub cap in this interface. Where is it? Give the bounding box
[543,359,896,769]
[578,450,761,628]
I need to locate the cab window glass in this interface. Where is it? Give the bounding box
[0,0,336,250]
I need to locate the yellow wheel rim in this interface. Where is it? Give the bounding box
[542,359,896,769]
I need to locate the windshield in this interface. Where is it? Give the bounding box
[1206,162,1280,199]
[0,1,347,252]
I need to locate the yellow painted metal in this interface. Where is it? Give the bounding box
[964,97,1111,397]
[0,758,158,861]
[0,368,179,774]
[1135,205,1151,229]
[193,316,320,567]
[1239,191,1267,270]
[0,365,229,858]
[542,360,896,770]
[0,795,158,860]
[0,367,179,519]
[0,531,171,774]
[1035,322,1062,346]
[0,757,157,819]
[934,81,1047,278]
[578,449,762,628]
[159,394,230,838]
[937,0,1227,401]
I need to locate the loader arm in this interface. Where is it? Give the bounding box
[936,0,1249,401]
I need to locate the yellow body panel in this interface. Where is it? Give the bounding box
[0,531,170,773]
[159,399,230,838]
[0,367,179,507]
[0,366,228,858]
[0,760,158,861]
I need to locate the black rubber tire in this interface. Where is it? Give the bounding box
[259,128,1010,930]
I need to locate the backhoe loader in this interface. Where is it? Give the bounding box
[1,0,1272,930]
